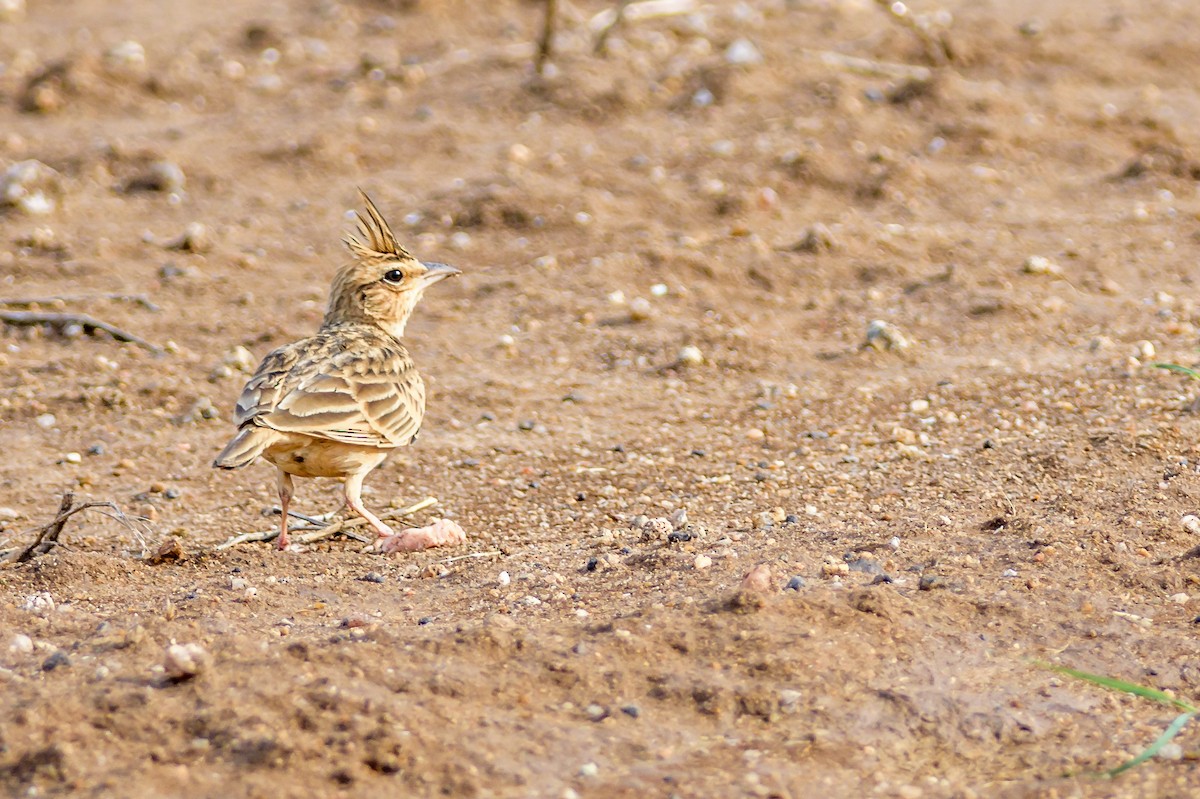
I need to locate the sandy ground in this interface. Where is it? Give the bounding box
[3,0,1200,796]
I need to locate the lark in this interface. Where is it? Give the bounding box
[214,192,460,550]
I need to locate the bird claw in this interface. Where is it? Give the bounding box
[372,519,467,553]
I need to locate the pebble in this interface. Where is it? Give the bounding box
[1023,255,1062,275]
[725,38,764,66]
[165,222,213,253]
[20,592,55,614]
[63,452,82,464]
[1134,340,1155,360]
[578,763,599,778]
[650,283,668,297]
[0,507,19,521]
[694,554,712,569]
[42,651,70,671]
[164,643,210,680]
[1183,515,1200,535]
[785,575,806,591]
[628,297,652,321]
[643,517,672,539]
[918,575,946,590]
[8,634,33,654]
[105,40,146,74]
[677,345,704,366]
[521,595,542,606]
[740,564,774,593]
[846,557,884,575]
[865,320,912,352]
[1001,568,1020,578]
[1169,593,1189,605]
[791,223,837,252]
[359,572,385,583]
[910,398,930,413]
[1157,742,1184,761]
[0,160,60,215]
[35,413,57,429]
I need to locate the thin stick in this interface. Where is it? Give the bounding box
[0,310,162,353]
[214,496,439,551]
[804,49,933,81]
[535,0,558,76]
[873,0,952,65]
[3,492,128,564]
[0,294,160,311]
[437,550,502,564]
[594,0,634,55]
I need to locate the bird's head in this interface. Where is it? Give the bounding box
[324,191,460,338]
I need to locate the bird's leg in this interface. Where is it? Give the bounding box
[276,470,294,550]
[344,472,394,538]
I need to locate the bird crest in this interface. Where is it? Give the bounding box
[345,190,412,262]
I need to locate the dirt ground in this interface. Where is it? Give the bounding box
[2,0,1200,796]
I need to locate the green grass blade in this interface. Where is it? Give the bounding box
[1152,362,1200,381]
[1106,711,1196,777]
[1044,664,1198,712]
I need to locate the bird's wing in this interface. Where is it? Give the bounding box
[234,334,426,449]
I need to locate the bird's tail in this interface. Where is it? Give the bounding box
[213,426,276,469]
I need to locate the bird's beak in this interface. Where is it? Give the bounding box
[421,262,461,285]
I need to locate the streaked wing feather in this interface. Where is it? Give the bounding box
[247,335,424,448]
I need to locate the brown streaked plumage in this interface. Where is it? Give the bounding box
[213,191,459,549]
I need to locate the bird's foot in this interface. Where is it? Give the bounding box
[374,519,467,553]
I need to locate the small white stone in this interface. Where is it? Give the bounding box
[629,297,652,321]
[865,320,912,351]
[449,231,472,251]
[578,762,599,778]
[1169,592,1189,605]
[35,413,57,429]
[1182,515,1200,535]
[521,595,542,606]
[694,554,712,569]
[20,592,55,614]
[230,577,247,591]
[164,643,210,680]
[105,40,146,74]
[508,143,532,164]
[1023,255,1061,275]
[677,345,704,365]
[1134,340,1156,359]
[910,398,930,413]
[1157,742,1184,761]
[8,634,33,654]
[498,571,511,586]
[650,283,668,297]
[64,452,82,464]
[0,507,18,521]
[725,38,763,65]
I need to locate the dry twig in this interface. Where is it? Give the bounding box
[593,0,634,55]
[0,293,160,311]
[2,491,135,564]
[535,0,558,76]
[0,310,162,353]
[215,496,439,550]
[873,0,953,65]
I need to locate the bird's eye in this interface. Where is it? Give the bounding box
[382,269,404,285]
